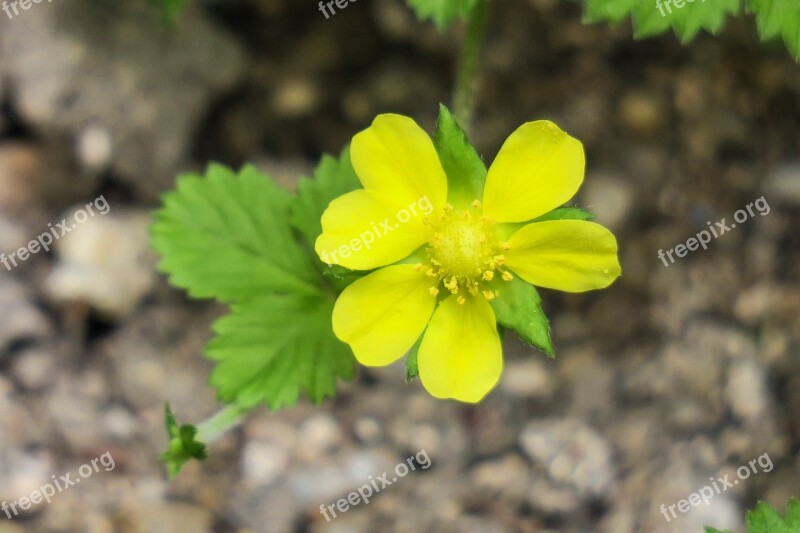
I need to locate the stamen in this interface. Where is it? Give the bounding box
[482,270,494,281]
[426,268,438,278]
[500,242,510,251]
[493,254,506,266]
[429,286,439,296]
[457,296,466,305]
[471,199,482,209]
[413,263,423,271]
[482,290,495,301]
[501,271,513,281]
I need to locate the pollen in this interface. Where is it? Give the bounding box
[457,296,466,305]
[429,286,439,296]
[501,271,513,281]
[423,201,509,300]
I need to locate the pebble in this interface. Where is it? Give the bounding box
[45,209,156,318]
[520,418,616,499]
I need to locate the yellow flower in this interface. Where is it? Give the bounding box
[316,114,620,403]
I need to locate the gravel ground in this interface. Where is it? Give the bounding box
[0,0,799,532]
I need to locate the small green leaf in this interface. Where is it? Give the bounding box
[490,278,554,357]
[206,292,356,410]
[152,164,321,303]
[160,404,208,479]
[405,0,478,31]
[704,528,730,533]
[434,104,487,207]
[747,0,800,60]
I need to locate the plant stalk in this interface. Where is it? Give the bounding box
[453,0,490,136]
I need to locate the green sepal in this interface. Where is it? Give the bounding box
[434,104,487,208]
[490,278,554,357]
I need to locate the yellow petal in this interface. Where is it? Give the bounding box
[316,189,431,270]
[505,220,621,292]
[482,121,584,223]
[332,264,435,367]
[417,295,502,403]
[351,114,447,209]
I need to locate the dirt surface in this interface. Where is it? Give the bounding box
[0,0,799,532]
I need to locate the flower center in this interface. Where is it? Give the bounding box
[418,200,513,304]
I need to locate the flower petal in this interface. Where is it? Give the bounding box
[316,189,432,270]
[505,220,621,292]
[332,264,435,367]
[482,121,585,223]
[351,114,448,209]
[417,295,502,403]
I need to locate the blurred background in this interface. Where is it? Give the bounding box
[0,0,799,531]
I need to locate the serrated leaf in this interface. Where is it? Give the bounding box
[290,148,365,292]
[490,277,554,357]
[152,164,321,303]
[406,0,477,31]
[583,0,740,43]
[160,404,208,479]
[206,292,355,410]
[746,499,800,533]
[434,104,487,207]
[747,0,800,60]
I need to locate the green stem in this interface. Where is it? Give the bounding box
[453,0,490,136]
[196,405,246,443]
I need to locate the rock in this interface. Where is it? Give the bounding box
[0,0,246,199]
[241,440,289,488]
[10,346,56,390]
[272,77,321,118]
[580,172,634,231]
[725,358,769,424]
[500,358,556,400]
[45,208,156,318]
[0,277,51,356]
[764,163,800,207]
[132,503,212,533]
[0,143,46,212]
[296,414,343,462]
[618,91,666,137]
[520,418,616,500]
[471,454,531,503]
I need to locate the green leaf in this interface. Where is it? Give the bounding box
[745,499,800,533]
[434,104,487,207]
[206,292,356,410]
[490,277,554,357]
[583,0,740,43]
[160,404,208,479]
[152,164,321,303]
[405,0,478,31]
[747,0,800,60]
[704,528,729,533]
